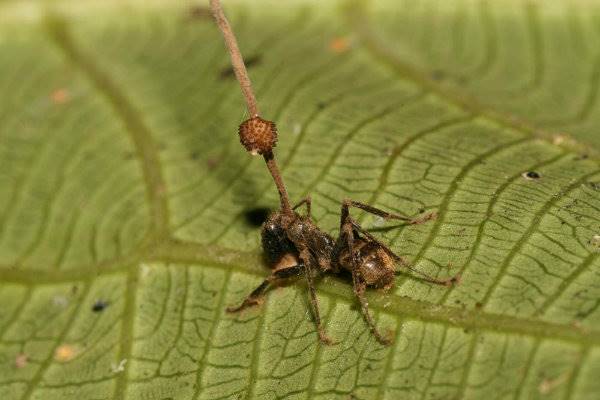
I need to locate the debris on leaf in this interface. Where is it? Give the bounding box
[538,372,569,395]
[15,353,28,369]
[111,358,128,374]
[50,88,70,104]
[54,344,78,362]
[329,36,351,53]
[552,133,572,146]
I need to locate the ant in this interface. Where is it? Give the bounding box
[210,0,459,345]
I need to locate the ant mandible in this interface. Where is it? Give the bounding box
[210,0,459,345]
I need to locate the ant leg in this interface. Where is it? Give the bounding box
[226,264,303,312]
[343,199,436,225]
[355,278,392,345]
[292,196,312,217]
[340,214,392,345]
[348,219,459,287]
[299,247,335,345]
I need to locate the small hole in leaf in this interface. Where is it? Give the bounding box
[92,300,109,313]
[244,207,271,227]
[522,171,541,180]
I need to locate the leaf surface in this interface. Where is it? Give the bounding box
[1,1,600,399]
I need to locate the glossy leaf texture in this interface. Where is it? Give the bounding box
[1,0,599,399]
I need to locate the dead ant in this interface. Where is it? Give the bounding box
[210,0,459,345]
[228,182,455,345]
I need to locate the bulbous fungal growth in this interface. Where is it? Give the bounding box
[238,116,277,155]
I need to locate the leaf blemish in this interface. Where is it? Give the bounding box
[15,354,28,369]
[431,69,446,81]
[522,171,541,180]
[50,88,70,104]
[92,299,109,313]
[54,344,78,362]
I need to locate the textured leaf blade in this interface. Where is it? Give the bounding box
[0,1,599,400]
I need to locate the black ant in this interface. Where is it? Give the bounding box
[210,0,459,345]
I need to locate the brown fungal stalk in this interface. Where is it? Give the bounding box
[209,0,292,215]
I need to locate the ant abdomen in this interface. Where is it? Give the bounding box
[337,240,395,290]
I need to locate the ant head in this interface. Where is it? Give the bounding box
[261,211,297,265]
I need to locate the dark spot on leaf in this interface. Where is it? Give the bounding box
[206,157,219,170]
[190,151,200,160]
[316,101,327,109]
[475,302,483,309]
[220,55,262,79]
[431,69,445,80]
[186,5,212,20]
[522,171,541,180]
[456,75,468,85]
[92,300,109,313]
[244,207,271,227]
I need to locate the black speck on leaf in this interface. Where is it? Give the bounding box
[92,300,109,313]
[523,171,541,180]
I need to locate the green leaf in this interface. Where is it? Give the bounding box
[1,0,599,399]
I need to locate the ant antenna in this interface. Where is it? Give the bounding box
[210,0,293,216]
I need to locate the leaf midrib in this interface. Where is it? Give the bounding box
[3,238,599,348]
